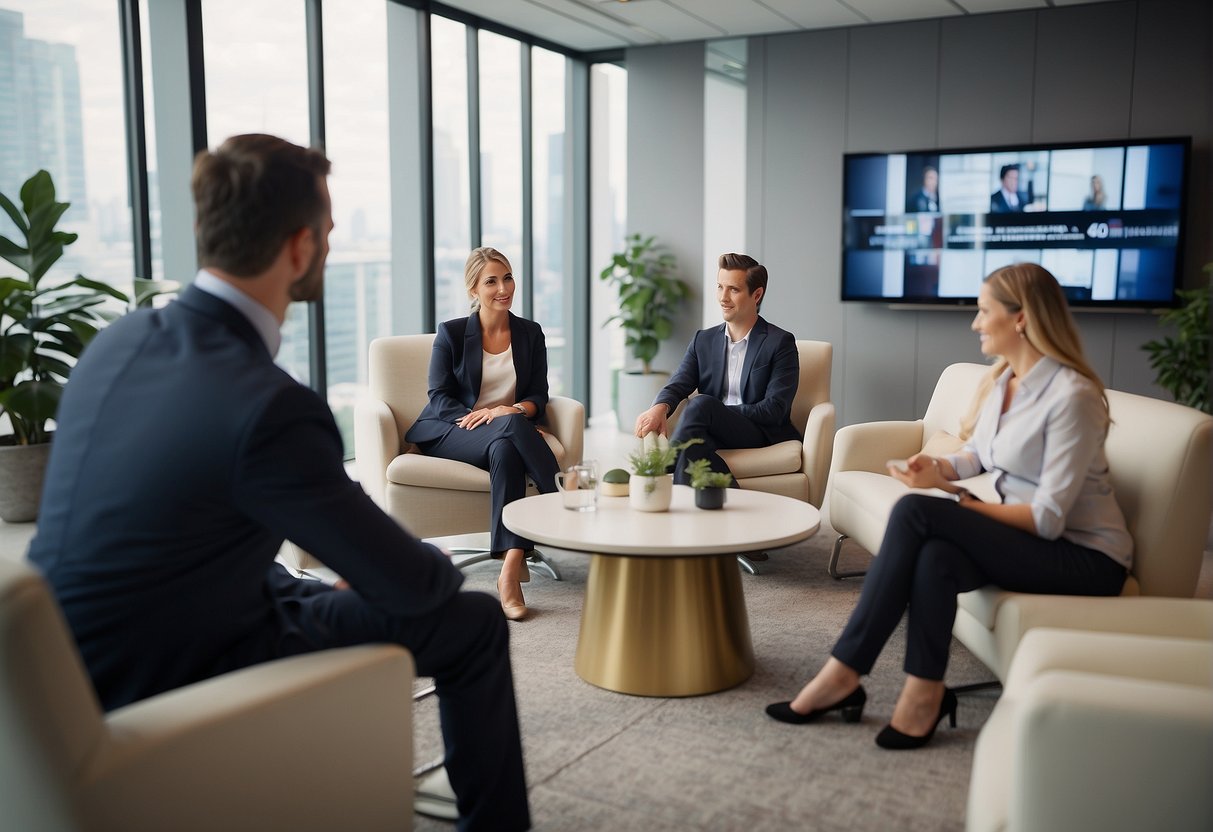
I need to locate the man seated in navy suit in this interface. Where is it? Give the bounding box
[633,252,800,486]
[27,134,529,832]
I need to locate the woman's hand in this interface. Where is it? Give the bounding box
[888,453,954,490]
[457,405,521,430]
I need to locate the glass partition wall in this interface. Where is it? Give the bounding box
[3,1,600,457]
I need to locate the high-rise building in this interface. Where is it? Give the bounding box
[0,9,87,225]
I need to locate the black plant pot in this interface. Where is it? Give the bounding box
[694,487,726,510]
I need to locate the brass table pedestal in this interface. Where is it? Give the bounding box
[574,552,753,697]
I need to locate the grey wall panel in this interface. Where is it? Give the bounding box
[1130,0,1212,290]
[914,309,985,416]
[938,12,1036,148]
[745,37,766,257]
[1032,2,1137,142]
[1110,313,1173,397]
[847,21,940,152]
[843,22,940,423]
[843,304,920,422]
[756,30,849,411]
[1076,313,1117,386]
[625,42,705,375]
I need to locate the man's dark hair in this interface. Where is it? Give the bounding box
[192,134,332,277]
[718,252,768,309]
[999,164,1020,182]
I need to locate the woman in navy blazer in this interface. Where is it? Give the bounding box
[407,248,560,620]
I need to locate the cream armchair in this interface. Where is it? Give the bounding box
[967,622,1213,832]
[668,340,835,506]
[354,333,585,577]
[0,558,415,832]
[825,361,1213,679]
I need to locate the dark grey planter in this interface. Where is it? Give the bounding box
[694,487,726,510]
[0,441,52,523]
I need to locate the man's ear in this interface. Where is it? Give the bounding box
[286,226,315,274]
[752,286,764,307]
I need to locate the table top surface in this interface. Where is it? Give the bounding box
[502,485,820,557]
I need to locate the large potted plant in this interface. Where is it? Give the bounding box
[599,233,690,431]
[1141,266,1211,415]
[0,170,129,522]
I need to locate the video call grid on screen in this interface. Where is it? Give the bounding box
[840,137,1190,307]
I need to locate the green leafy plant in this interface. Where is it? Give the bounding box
[1142,269,1210,414]
[684,457,733,490]
[628,435,702,493]
[0,170,129,445]
[599,233,690,374]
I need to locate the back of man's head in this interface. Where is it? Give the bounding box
[192,134,332,277]
[718,252,768,307]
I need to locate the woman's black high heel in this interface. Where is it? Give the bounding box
[765,686,867,725]
[875,688,958,750]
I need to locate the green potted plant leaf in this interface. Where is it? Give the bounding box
[0,170,130,522]
[626,433,701,512]
[599,233,691,432]
[684,457,733,510]
[1142,268,1210,415]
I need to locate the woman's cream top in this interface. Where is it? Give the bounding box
[473,346,518,410]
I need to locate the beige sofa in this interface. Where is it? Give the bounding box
[826,362,1213,679]
[967,622,1213,832]
[0,558,415,832]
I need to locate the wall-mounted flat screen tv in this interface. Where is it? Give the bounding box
[841,137,1190,307]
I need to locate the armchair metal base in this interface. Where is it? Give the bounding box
[449,547,563,581]
[828,534,870,579]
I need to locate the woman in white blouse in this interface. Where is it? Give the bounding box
[766,263,1131,749]
[407,248,560,621]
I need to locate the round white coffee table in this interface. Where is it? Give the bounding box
[502,485,820,696]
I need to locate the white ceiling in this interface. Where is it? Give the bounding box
[439,0,1118,53]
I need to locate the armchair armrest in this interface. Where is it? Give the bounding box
[86,645,414,832]
[1012,671,1213,832]
[354,397,399,507]
[801,401,836,508]
[545,396,585,466]
[829,420,924,478]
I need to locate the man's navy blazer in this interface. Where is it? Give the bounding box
[990,190,1029,213]
[28,284,463,710]
[406,312,549,445]
[655,316,801,444]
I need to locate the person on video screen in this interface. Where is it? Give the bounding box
[990,164,1029,213]
[907,165,940,213]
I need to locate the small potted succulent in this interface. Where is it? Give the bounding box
[626,433,700,512]
[684,458,733,510]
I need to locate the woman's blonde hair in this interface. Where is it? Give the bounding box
[959,263,1108,438]
[464,246,512,313]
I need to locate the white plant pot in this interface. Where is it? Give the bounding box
[616,371,670,433]
[630,474,673,512]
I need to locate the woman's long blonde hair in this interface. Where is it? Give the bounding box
[464,246,512,313]
[959,263,1108,438]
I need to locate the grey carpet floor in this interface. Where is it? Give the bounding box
[412,525,1001,831]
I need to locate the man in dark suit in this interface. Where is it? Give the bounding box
[27,134,529,832]
[633,252,800,485]
[990,164,1029,213]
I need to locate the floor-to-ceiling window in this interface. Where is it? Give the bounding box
[201,0,311,383]
[321,0,392,453]
[0,1,133,296]
[589,61,627,424]
[530,47,566,394]
[477,30,522,269]
[431,15,471,325]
